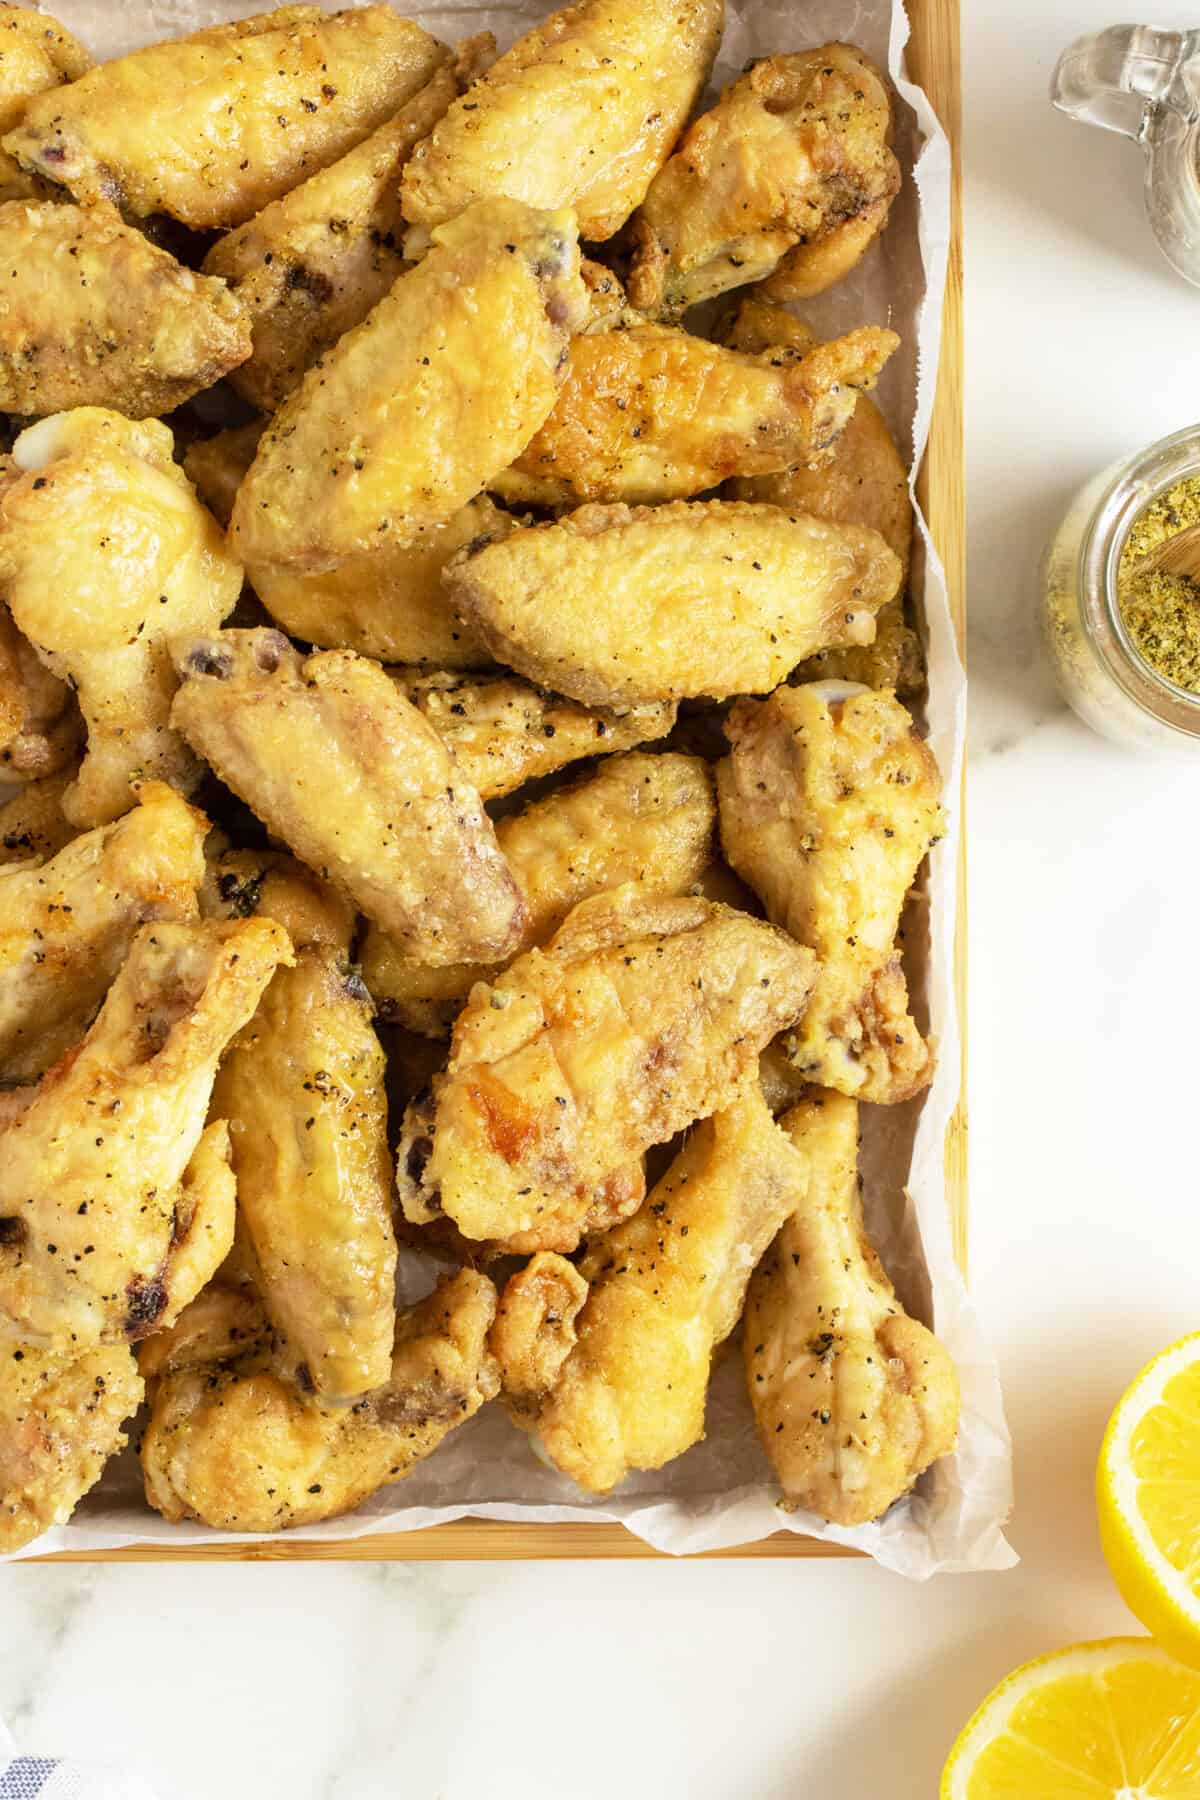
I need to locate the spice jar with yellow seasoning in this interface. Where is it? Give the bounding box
[1041,424,1200,749]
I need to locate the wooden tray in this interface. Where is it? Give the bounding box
[37,0,965,1565]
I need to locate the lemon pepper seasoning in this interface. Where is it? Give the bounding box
[1118,476,1200,691]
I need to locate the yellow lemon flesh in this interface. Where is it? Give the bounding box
[941,1637,1200,1798]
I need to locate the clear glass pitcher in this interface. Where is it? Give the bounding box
[1052,24,1200,285]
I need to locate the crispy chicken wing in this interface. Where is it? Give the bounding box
[629,45,899,318]
[0,6,90,205]
[136,1283,271,1386]
[493,1085,806,1491]
[0,409,242,826]
[448,499,902,707]
[0,781,206,1083]
[0,1340,142,1552]
[142,1267,499,1532]
[364,750,715,1036]
[230,198,588,575]
[717,683,944,1104]
[0,768,75,866]
[0,201,251,419]
[396,888,815,1252]
[490,322,897,508]
[0,917,291,1353]
[181,422,265,530]
[5,5,445,229]
[0,602,81,783]
[744,1091,959,1523]
[201,846,354,954]
[170,629,526,965]
[399,0,724,243]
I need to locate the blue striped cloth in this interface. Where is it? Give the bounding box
[0,1729,159,1800]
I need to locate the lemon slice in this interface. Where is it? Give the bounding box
[1098,1332,1200,1667]
[941,1638,1200,1798]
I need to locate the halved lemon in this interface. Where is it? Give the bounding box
[941,1637,1200,1798]
[1099,1332,1200,1668]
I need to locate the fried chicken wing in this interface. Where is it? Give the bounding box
[490,322,897,509]
[0,781,206,1083]
[0,409,242,826]
[628,45,900,318]
[170,629,526,965]
[717,683,944,1104]
[744,1091,959,1523]
[396,888,815,1252]
[0,1340,142,1552]
[135,1283,271,1386]
[448,499,902,707]
[493,1085,806,1491]
[201,846,354,954]
[0,602,81,783]
[230,198,588,575]
[364,750,715,1037]
[399,0,724,243]
[0,768,75,866]
[0,916,291,1353]
[181,423,265,530]
[142,1267,499,1532]
[5,6,445,229]
[0,201,251,419]
[0,6,90,205]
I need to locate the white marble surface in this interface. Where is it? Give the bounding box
[8,3,1200,1794]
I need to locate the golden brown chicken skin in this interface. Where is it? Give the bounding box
[135,1283,271,1386]
[447,499,902,707]
[0,202,251,419]
[717,683,944,1105]
[5,6,445,229]
[744,1092,959,1524]
[0,917,291,1354]
[493,1084,806,1492]
[0,768,75,866]
[395,888,815,1252]
[200,846,355,954]
[0,409,242,827]
[170,629,526,966]
[629,45,900,318]
[491,322,898,509]
[0,781,206,1084]
[0,6,90,205]
[0,602,81,783]
[181,423,264,530]
[142,1268,499,1533]
[400,0,724,243]
[230,198,588,575]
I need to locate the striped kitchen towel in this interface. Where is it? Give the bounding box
[0,1724,160,1799]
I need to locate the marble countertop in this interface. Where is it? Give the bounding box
[7,3,1200,1795]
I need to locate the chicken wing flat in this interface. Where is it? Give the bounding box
[0,917,291,1353]
[490,322,898,509]
[0,602,81,783]
[0,1341,142,1552]
[170,629,526,965]
[718,683,944,1104]
[136,1283,271,1386]
[629,46,900,318]
[0,6,90,205]
[0,781,206,1084]
[5,6,445,229]
[493,1084,806,1492]
[0,201,251,419]
[448,499,902,707]
[201,846,354,955]
[0,768,75,867]
[744,1092,959,1524]
[395,888,815,1252]
[389,669,675,802]
[142,1267,499,1532]
[0,409,242,826]
[230,198,588,575]
[399,0,724,243]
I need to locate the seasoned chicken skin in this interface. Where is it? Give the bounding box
[629,45,900,317]
[142,1268,500,1532]
[491,322,898,508]
[0,409,242,826]
[0,6,91,205]
[400,0,724,243]
[5,6,445,229]
[744,1092,959,1523]
[0,768,75,866]
[396,888,815,1252]
[0,1340,142,1552]
[0,602,80,783]
[200,846,354,955]
[448,499,902,707]
[170,630,526,966]
[230,198,588,575]
[0,917,291,1353]
[718,683,944,1104]
[0,781,206,1084]
[136,1283,271,1386]
[0,202,251,419]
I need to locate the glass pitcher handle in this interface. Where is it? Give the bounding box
[1052,24,1200,141]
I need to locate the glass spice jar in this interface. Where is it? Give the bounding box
[1040,424,1200,750]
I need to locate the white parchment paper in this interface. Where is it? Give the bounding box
[13,0,1014,1573]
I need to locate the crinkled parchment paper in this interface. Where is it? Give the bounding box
[13,0,1013,1573]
